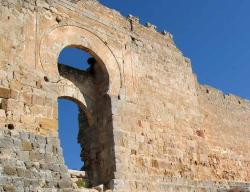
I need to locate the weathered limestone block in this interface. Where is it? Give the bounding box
[0,87,10,99]
[39,117,58,130]
[21,140,33,151]
[3,165,17,176]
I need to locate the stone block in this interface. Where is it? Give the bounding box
[16,151,30,162]
[23,178,40,188]
[16,167,26,177]
[39,118,58,130]
[10,89,19,99]
[3,185,15,192]
[44,153,53,162]
[94,184,104,192]
[0,109,6,117]
[9,80,22,91]
[39,128,49,136]
[19,132,29,140]
[32,94,44,106]
[0,137,13,148]
[57,179,72,188]
[0,87,10,99]
[3,165,17,176]
[20,115,35,125]
[68,169,86,178]
[22,141,33,151]
[36,80,43,89]
[2,99,24,112]
[30,105,47,116]
[44,96,53,106]
[22,92,32,105]
[35,135,47,145]
[29,151,44,162]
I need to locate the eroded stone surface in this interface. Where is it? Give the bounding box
[0,0,249,191]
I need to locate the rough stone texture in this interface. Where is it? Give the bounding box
[0,0,249,191]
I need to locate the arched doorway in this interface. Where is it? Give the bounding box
[57,46,115,189]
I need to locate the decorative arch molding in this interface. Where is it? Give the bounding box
[40,25,122,96]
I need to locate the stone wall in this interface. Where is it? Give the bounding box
[197,85,250,182]
[0,128,73,191]
[0,0,249,191]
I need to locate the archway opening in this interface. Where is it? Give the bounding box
[57,46,115,189]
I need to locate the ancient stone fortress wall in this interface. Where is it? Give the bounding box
[0,0,249,191]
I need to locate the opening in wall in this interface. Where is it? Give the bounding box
[57,45,115,189]
[58,98,83,170]
[58,47,92,71]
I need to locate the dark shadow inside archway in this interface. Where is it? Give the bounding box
[57,47,116,189]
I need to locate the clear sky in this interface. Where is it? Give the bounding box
[58,0,250,170]
[100,0,250,99]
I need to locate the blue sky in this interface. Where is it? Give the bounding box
[58,0,250,170]
[58,98,82,170]
[100,0,250,99]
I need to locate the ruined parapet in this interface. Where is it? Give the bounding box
[0,0,249,191]
[198,84,250,108]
